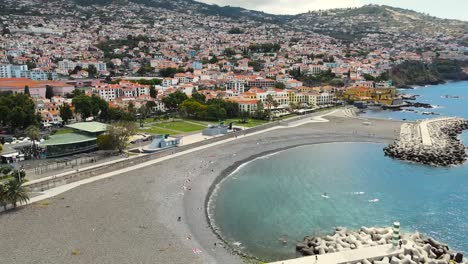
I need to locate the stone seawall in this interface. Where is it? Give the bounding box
[383,118,468,166]
[295,227,466,264]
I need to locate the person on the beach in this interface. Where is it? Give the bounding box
[177,216,181,222]
[399,240,402,249]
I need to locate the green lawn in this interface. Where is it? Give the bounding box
[54,128,74,135]
[138,126,176,135]
[139,118,269,136]
[156,121,206,132]
[138,120,207,135]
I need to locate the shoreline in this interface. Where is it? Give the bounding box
[204,141,391,262]
[0,113,403,264]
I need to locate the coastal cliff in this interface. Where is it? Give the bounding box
[386,60,468,88]
[383,118,468,166]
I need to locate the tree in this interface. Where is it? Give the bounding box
[127,101,135,114]
[265,94,278,120]
[162,91,188,111]
[255,101,266,119]
[0,183,8,210]
[105,122,136,153]
[180,99,207,119]
[149,86,157,98]
[363,73,375,81]
[159,67,177,78]
[239,110,249,123]
[25,125,40,158]
[0,93,39,132]
[68,89,84,98]
[206,104,226,121]
[87,65,98,78]
[274,82,285,89]
[45,85,54,99]
[191,92,206,104]
[24,85,30,96]
[223,48,236,57]
[59,103,73,124]
[228,27,243,34]
[5,178,29,209]
[72,94,92,120]
[96,134,113,150]
[90,95,108,119]
[138,105,149,119]
[146,100,157,110]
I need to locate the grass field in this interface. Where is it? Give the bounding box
[138,120,207,135]
[157,121,206,132]
[139,118,271,136]
[138,126,176,135]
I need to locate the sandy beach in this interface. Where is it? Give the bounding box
[0,112,402,264]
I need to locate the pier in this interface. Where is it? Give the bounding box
[269,244,401,264]
[270,227,466,264]
[384,117,468,166]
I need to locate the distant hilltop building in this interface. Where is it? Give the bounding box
[0,64,58,80]
[57,60,107,74]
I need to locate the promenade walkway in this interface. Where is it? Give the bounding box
[419,117,456,146]
[269,244,401,264]
[18,109,342,209]
[419,120,433,146]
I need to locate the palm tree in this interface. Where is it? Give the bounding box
[6,178,30,209]
[25,125,40,157]
[0,183,8,210]
[266,94,279,120]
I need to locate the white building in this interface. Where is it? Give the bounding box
[0,64,12,78]
[0,64,57,80]
[58,60,107,72]
[225,80,246,93]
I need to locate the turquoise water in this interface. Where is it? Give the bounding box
[210,142,468,261]
[362,81,468,121]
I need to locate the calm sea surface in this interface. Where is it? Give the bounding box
[362,81,468,121]
[210,142,468,261]
[210,82,468,261]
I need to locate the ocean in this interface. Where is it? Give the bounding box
[209,82,468,262]
[362,81,468,121]
[210,143,468,261]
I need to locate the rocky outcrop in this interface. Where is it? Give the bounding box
[384,118,468,166]
[296,227,466,264]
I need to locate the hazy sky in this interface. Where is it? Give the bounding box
[198,0,468,20]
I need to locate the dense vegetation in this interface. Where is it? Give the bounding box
[96,35,152,59]
[247,43,281,53]
[0,93,40,133]
[179,92,240,121]
[384,59,468,87]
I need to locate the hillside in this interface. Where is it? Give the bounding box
[290,5,468,42]
[72,0,290,22]
[385,60,468,87]
[2,1,467,42]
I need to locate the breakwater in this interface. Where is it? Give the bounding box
[295,227,466,264]
[383,118,468,166]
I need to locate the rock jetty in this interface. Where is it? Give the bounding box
[384,118,468,166]
[296,227,466,264]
